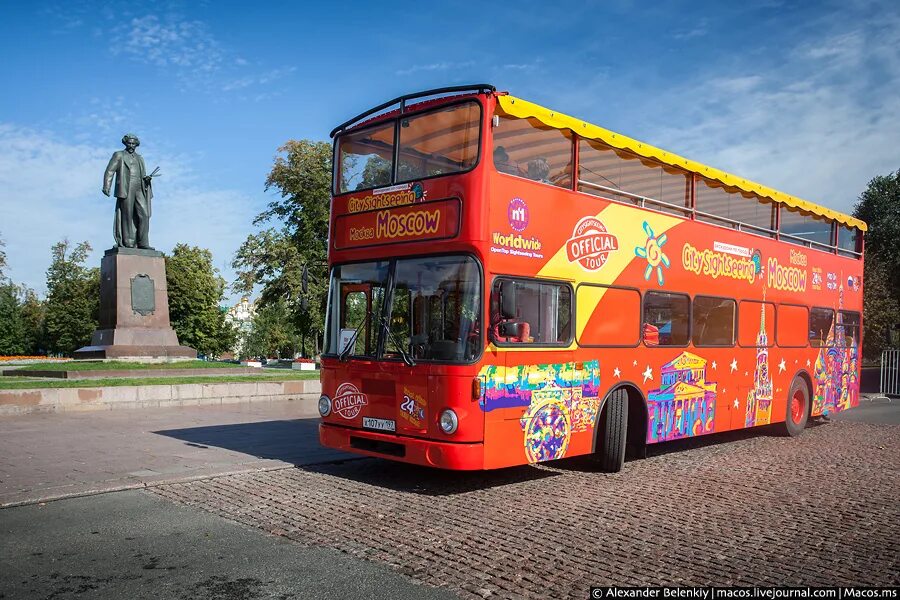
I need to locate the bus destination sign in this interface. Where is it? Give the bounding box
[333,198,461,250]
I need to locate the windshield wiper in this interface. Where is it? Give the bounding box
[339,311,371,362]
[379,314,416,367]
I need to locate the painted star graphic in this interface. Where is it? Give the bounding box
[733,398,739,409]
[730,359,738,373]
[642,365,653,383]
[778,358,787,373]
[613,367,621,379]
[806,359,811,367]
[633,360,638,367]
[744,371,748,377]
[711,361,717,370]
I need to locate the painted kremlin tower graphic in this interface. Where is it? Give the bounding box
[745,298,773,427]
[812,284,860,416]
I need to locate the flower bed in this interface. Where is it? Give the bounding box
[0,356,71,364]
[292,358,317,371]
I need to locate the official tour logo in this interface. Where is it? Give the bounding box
[566,216,618,271]
[333,382,368,419]
[508,198,529,232]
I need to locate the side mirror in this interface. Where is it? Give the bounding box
[499,280,517,320]
[498,321,519,338]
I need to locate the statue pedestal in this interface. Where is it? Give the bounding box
[75,248,196,361]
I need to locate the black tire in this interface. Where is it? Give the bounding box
[783,378,809,437]
[596,388,628,472]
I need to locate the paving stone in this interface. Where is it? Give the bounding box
[152,421,900,599]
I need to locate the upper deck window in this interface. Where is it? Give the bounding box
[695,180,776,234]
[837,224,861,256]
[780,206,834,247]
[336,121,395,194]
[397,102,480,182]
[577,139,690,216]
[492,113,573,188]
[335,100,482,195]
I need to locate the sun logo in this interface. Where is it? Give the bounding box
[634,221,669,286]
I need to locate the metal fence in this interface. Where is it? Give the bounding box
[880,349,900,397]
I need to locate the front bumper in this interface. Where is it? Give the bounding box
[319,422,484,470]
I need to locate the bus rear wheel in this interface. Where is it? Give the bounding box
[783,379,809,437]
[595,388,628,472]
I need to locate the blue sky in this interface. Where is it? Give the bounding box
[1,0,898,303]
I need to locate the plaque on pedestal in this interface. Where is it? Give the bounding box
[74,247,196,361]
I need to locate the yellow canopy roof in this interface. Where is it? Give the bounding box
[497,95,867,231]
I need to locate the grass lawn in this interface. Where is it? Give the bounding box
[0,371,319,390]
[11,360,249,372]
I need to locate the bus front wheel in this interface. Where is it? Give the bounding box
[783,378,809,437]
[595,388,628,472]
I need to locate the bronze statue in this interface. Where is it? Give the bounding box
[102,134,158,249]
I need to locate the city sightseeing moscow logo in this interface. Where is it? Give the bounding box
[566,216,619,271]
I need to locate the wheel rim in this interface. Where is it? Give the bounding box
[790,389,805,424]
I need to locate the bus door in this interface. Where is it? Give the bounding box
[483,278,577,466]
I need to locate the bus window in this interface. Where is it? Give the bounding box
[576,285,640,347]
[642,291,690,346]
[578,139,690,216]
[325,261,390,356]
[776,304,809,347]
[335,121,395,194]
[492,113,573,188]
[397,101,480,182]
[839,311,861,345]
[386,256,481,362]
[809,307,835,347]
[738,301,775,347]
[692,296,735,347]
[695,180,776,235]
[490,278,572,345]
[837,225,861,257]
[780,206,834,247]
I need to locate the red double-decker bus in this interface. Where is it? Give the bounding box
[317,84,866,472]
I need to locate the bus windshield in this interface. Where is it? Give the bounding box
[334,100,481,194]
[325,256,481,362]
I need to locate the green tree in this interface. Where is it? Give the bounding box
[853,168,900,359]
[166,244,237,358]
[0,234,7,280]
[241,299,299,359]
[19,286,47,354]
[44,240,99,355]
[233,140,331,356]
[0,282,26,355]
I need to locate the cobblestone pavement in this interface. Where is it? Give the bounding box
[151,421,900,599]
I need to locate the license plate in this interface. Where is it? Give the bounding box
[362,417,396,432]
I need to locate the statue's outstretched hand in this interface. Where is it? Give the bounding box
[143,176,152,186]
[102,188,110,197]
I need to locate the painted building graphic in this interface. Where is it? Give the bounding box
[479,361,601,463]
[647,352,717,443]
[812,286,860,416]
[745,300,773,427]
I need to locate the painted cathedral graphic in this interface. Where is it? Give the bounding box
[745,300,773,427]
[647,352,717,443]
[812,285,860,416]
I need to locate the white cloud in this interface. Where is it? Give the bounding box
[115,15,224,74]
[600,10,900,215]
[0,124,259,302]
[396,61,475,76]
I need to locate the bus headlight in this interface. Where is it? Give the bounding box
[439,409,458,434]
[318,395,332,417]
